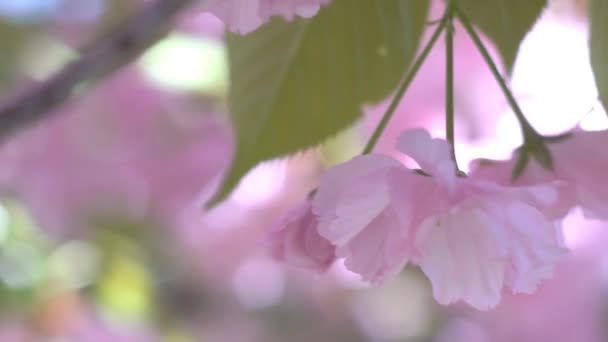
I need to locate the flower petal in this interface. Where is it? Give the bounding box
[396,129,455,181]
[500,202,567,293]
[338,209,408,284]
[415,209,506,310]
[206,0,329,34]
[313,155,404,244]
[266,201,335,272]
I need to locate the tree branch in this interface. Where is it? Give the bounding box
[0,0,196,142]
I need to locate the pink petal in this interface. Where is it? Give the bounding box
[206,0,330,34]
[550,130,608,219]
[415,209,506,310]
[413,177,567,310]
[258,0,331,21]
[205,0,263,34]
[313,155,404,244]
[396,129,456,183]
[471,129,608,219]
[499,202,567,293]
[313,154,418,284]
[266,202,335,272]
[338,208,408,284]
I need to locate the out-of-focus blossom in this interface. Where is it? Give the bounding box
[65,308,155,342]
[0,321,31,342]
[0,68,232,238]
[471,129,608,220]
[266,201,335,272]
[314,128,566,310]
[204,0,331,34]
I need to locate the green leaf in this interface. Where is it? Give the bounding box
[590,0,608,115]
[458,0,546,72]
[207,0,430,207]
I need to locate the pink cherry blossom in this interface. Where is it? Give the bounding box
[471,129,608,220]
[266,201,336,272]
[312,154,417,284]
[205,0,331,34]
[413,187,566,310]
[313,128,567,310]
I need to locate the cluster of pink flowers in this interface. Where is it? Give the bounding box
[267,127,608,310]
[184,0,608,312]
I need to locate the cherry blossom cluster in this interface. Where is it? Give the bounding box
[202,0,608,310]
[268,128,608,310]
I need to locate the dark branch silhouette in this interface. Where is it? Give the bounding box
[0,0,196,142]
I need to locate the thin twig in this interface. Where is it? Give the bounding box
[455,5,553,174]
[0,0,196,143]
[455,6,540,141]
[363,14,448,154]
[444,1,457,167]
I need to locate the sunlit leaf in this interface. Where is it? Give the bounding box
[590,0,608,114]
[209,0,430,206]
[458,0,546,72]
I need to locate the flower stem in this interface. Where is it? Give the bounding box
[454,6,541,143]
[363,12,448,154]
[445,1,458,169]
